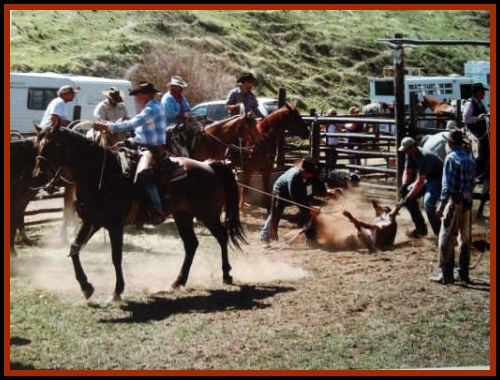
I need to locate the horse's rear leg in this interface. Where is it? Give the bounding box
[204,218,232,285]
[69,220,98,299]
[261,173,271,212]
[172,212,198,288]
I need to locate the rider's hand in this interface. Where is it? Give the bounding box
[477,114,487,121]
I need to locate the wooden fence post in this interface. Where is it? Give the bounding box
[276,88,286,168]
[309,108,320,161]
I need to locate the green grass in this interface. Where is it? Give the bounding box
[9,9,490,112]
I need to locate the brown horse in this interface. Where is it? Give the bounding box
[238,104,310,210]
[421,96,456,128]
[191,113,261,161]
[33,126,246,300]
[421,96,456,114]
[167,113,261,161]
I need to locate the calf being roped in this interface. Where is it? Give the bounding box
[342,199,403,251]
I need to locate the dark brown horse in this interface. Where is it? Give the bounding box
[10,137,75,255]
[238,104,310,210]
[33,126,246,300]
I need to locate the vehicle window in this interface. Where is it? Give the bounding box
[27,88,58,110]
[207,104,227,121]
[192,105,208,117]
[262,101,279,115]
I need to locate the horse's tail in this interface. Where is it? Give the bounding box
[209,161,247,249]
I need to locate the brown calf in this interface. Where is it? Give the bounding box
[342,199,401,252]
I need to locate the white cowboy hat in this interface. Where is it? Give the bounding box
[168,76,188,88]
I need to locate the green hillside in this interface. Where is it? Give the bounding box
[10,9,490,112]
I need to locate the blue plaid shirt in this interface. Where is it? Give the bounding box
[108,99,166,146]
[439,146,475,204]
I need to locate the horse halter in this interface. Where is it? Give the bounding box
[33,154,74,192]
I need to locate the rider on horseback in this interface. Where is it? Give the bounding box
[94,81,175,226]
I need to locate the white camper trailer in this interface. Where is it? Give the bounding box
[10,72,137,134]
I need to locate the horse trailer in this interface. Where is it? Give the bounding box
[464,60,490,110]
[10,72,137,134]
[369,74,474,106]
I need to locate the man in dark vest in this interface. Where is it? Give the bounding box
[462,82,489,181]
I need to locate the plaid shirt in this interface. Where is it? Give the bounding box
[439,146,475,204]
[108,99,166,146]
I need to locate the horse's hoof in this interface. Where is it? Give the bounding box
[82,284,95,299]
[111,293,122,302]
[223,275,233,285]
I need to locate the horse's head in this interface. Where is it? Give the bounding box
[258,103,310,140]
[33,126,72,182]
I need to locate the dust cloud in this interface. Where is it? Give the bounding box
[10,223,310,302]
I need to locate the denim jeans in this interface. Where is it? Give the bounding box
[405,179,441,236]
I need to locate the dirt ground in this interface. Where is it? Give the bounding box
[9,186,491,370]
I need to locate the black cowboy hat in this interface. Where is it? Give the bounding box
[129,81,161,96]
[300,156,320,177]
[472,82,489,92]
[237,72,257,83]
[444,128,470,145]
[103,87,124,103]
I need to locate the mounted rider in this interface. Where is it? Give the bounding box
[94,81,180,226]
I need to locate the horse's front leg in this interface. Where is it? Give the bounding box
[61,184,77,243]
[238,171,251,210]
[261,172,272,212]
[69,220,98,299]
[171,213,198,289]
[107,224,125,300]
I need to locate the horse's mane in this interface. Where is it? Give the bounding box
[205,115,241,134]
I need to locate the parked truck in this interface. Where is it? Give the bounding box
[10,72,137,134]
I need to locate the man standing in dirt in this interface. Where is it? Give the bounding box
[430,129,475,285]
[398,136,444,238]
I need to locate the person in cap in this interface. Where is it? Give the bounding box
[160,75,192,126]
[462,82,489,181]
[94,81,170,226]
[93,87,129,123]
[430,128,475,285]
[398,136,444,238]
[261,156,321,246]
[39,85,78,129]
[225,72,265,118]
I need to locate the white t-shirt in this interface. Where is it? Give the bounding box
[40,97,69,128]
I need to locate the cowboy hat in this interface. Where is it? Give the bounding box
[103,87,124,103]
[444,128,470,145]
[129,81,161,96]
[167,75,188,88]
[472,82,489,92]
[237,72,257,83]
[57,85,78,96]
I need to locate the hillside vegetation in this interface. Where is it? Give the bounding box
[10,10,490,111]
